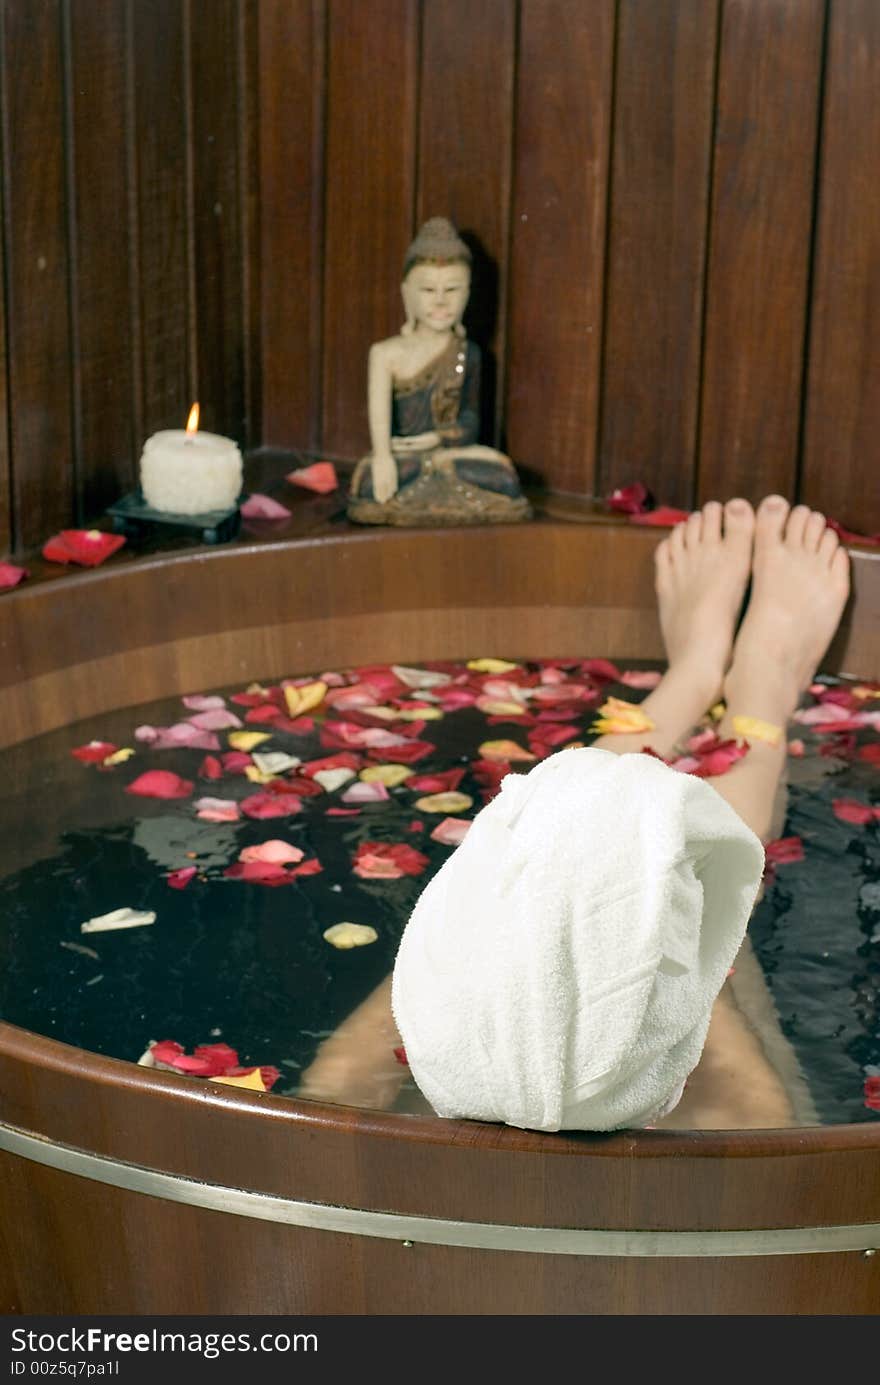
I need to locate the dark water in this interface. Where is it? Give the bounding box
[0,659,877,1126]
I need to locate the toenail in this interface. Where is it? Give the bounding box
[728,500,746,513]
[765,497,784,509]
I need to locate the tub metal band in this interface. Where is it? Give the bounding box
[2,1120,879,1259]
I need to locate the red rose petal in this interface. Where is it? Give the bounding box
[832,798,875,826]
[366,739,434,764]
[393,1046,409,1066]
[240,791,302,819]
[167,866,198,889]
[865,1075,880,1111]
[224,861,297,885]
[71,741,117,763]
[326,807,361,816]
[406,768,465,794]
[126,770,194,799]
[765,836,805,866]
[857,744,880,766]
[198,754,223,780]
[580,659,621,682]
[42,529,126,567]
[629,506,691,527]
[607,481,651,514]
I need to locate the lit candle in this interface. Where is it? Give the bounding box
[139,403,243,515]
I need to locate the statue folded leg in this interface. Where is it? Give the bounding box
[348,448,531,527]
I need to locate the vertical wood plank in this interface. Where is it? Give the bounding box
[189,0,244,442]
[321,0,418,457]
[506,0,616,495]
[238,0,260,451]
[802,0,880,535]
[697,0,824,504]
[0,82,9,553]
[67,0,136,519]
[258,0,326,450]
[416,0,516,446]
[131,0,190,437]
[599,0,719,509]
[1,0,74,550]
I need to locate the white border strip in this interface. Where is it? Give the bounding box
[2,1121,879,1258]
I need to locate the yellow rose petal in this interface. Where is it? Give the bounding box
[360,764,413,787]
[323,922,379,950]
[398,705,443,721]
[709,701,726,721]
[358,705,399,721]
[731,715,782,746]
[244,765,280,784]
[478,739,537,763]
[853,685,880,700]
[590,697,655,735]
[283,680,327,717]
[467,658,519,674]
[228,730,272,751]
[102,747,135,766]
[413,791,474,814]
[480,699,527,717]
[212,1070,267,1091]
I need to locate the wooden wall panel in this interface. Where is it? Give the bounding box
[801,0,880,535]
[238,0,260,451]
[258,0,325,450]
[66,0,136,520]
[130,0,191,438]
[190,0,245,443]
[599,0,718,510]
[417,0,516,446]
[697,0,824,505]
[506,0,615,494]
[321,0,419,458]
[1,0,74,550]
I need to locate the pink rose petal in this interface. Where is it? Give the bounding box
[430,817,471,846]
[832,798,876,826]
[239,840,305,865]
[194,796,241,822]
[167,866,198,889]
[240,492,292,520]
[620,670,662,689]
[182,695,226,711]
[0,562,28,590]
[341,780,390,804]
[187,708,243,731]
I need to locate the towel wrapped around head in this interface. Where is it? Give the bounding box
[391,746,764,1131]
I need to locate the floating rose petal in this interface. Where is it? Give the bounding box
[0,562,28,590]
[240,791,302,819]
[466,658,519,674]
[229,730,272,751]
[629,506,690,527]
[857,744,880,766]
[126,770,193,799]
[323,922,379,949]
[793,702,851,725]
[72,740,117,763]
[819,733,858,760]
[352,841,429,879]
[182,694,226,711]
[685,727,719,753]
[283,680,327,717]
[252,750,301,775]
[313,767,356,793]
[212,1070,269,1090]
[286,460,338,493]
[396,705,443,721]
[167,866,198,889]
[406,768,465,794]
[220,750,253,773]
[244,766,282,784]
[787,739,805,757]
[81,906,156,934]
[430,817,471,846]
[135,723,221,751]
[414,790,473,814]
[529,723,579,748]
[832,798,876,826]
[478,739,536,763]
[689,737,750,778]
[591,697,655,735]
[194,796,241,822]
[620,669,663,689]
[326,807,361,816]
[342,779,390,804]
[288,857,322,878]
[187,708,243,730]
[102,747,134,766]
[865,1075,880,1112]
[607,481,650,514]
[359,763,413,787]
[224,860,297,885]
[365,738,433,764]
[240,840,305,865]
[434,687,478,712]
[581,659,622,683]
[392,664,453,689]
[393,1046,409,1066]
[301,751,363,777]
[244,703,285,724]
[765,836,805,866]
[42,528,126,567]
[477,697,529,717]
[240,492,292,520]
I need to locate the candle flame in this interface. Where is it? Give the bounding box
[186,402,200,435]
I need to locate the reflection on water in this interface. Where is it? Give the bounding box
[0,660,877,1130]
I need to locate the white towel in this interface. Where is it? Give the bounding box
[392,746,764,1131]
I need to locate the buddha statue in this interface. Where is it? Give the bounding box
[347,218,531,527]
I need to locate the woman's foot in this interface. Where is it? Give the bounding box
[724,496,850,719]
[654,499,755,704]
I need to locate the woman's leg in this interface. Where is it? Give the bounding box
[657,496,851,1128]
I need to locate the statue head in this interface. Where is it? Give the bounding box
[401,217,471,337]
